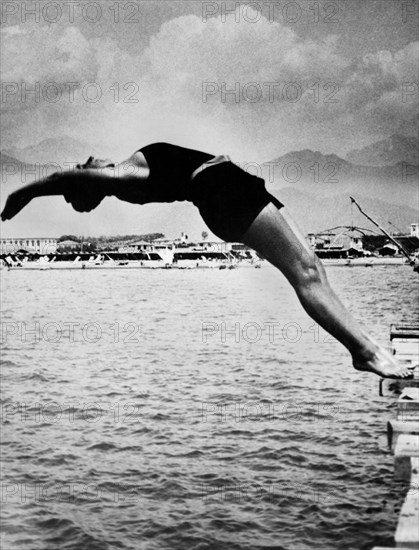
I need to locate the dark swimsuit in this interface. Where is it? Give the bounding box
[138,142,284,242]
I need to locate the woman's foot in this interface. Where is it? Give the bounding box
[352,346,413,378]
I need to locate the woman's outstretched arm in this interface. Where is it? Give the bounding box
[1,153,150,221]
[241,203,413,378]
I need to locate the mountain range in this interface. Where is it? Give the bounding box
[346,134,418,166]
[262,147,417,209]
[3,136,99,167]
[0,135,417,239]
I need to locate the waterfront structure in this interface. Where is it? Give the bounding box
[307,232,364,251]
[0,237,57,255]
[57,239,81,251]
[118,240,155,253]
[376,324,419,550]
[378,243,400,256]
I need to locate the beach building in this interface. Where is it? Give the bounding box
[378,243,400,256]
[0,237,57,255]
[57,239,80,251]
[118,240,155,253]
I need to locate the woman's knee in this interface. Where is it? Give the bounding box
[294,252,324,290]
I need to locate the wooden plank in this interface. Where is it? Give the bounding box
[395,359,419,367]
[395,492,419,548]
[396,457,418,548]
[396,411,419,423]
[397,415,419,425]
[393,337,419,344]
[391,324,419,340]
[393,339,419,347]
[393,358,419,364]
[398,389,419,419]
[395,434,419,457]
[388,420,419,450]
[398,405,419,417]
[391,322,419,329]
[393,356,419,363]
[391,323,419,330]
[392,336,419,342]
[399,388,419,400]
[392,342,419,357]
[395,457,415,482]
[392,333,419,337]
[394,435,419,481]
[384,323,419,550]
[411,457,419,487]
[380,378,419,397]
[398,402,419,414]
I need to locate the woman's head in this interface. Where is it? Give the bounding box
[77,156,115,170]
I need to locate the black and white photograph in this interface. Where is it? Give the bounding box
[1,1,418,548]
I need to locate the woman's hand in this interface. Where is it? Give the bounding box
[1,186,35,221]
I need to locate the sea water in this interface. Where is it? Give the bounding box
[1,265,418,550]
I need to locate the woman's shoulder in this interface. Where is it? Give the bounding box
[125,150,150,174]
[138,142,173,153]
[137,143,213,164]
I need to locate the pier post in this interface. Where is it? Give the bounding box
[376,324,419,549]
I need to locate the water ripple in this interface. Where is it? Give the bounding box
[1,265,417,549]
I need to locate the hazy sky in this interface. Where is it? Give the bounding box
[1,0,418,161]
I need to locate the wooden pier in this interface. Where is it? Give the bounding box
[374,323,419,550]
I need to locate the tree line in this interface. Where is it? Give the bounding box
[58,233,165,245]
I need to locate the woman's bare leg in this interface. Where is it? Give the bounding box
[241,203,411,378]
